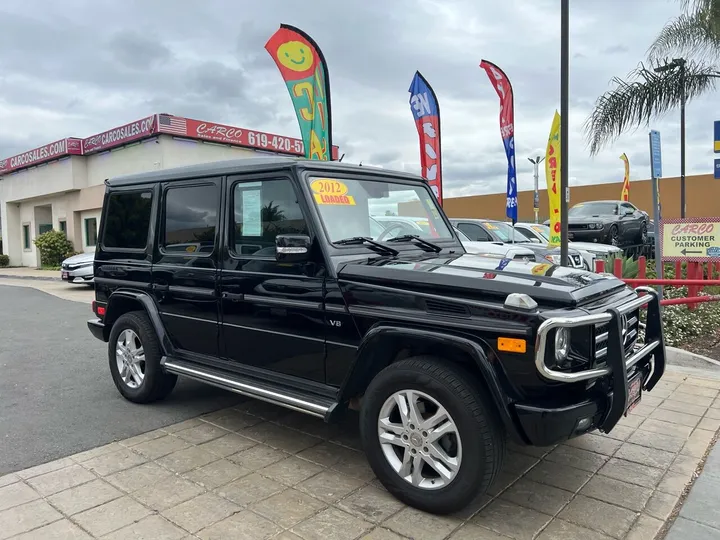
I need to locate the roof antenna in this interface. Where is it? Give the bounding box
[338,153,345,162]
[359,161,363,167]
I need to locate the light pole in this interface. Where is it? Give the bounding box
[654,58,686,218]
[528,156,544,223]
[560,0,569,266]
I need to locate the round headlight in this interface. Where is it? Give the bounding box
[555,328,570,361]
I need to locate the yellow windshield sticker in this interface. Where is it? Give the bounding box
[531,226,544,233]
[185,245,197,253]
[531,263,551,275]
[484,222,499,230]
[311,178,356,206]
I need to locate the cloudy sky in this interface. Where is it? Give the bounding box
[0,0,716,199]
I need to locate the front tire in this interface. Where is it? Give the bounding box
[360,357,505,515]
[108,311,177,403]
[637,221,648,245]
[608,225,620,247]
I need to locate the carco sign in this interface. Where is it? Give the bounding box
[660,218,720,261]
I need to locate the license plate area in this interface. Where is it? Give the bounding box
[61,272,69,279]
[625,373,643,415]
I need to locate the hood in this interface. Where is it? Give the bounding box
[568,215,616,224]
[569,241,622,254]
[338,253,628,307]
[517,243,581,256]
[460,240,535,260]
[63,252,94,264]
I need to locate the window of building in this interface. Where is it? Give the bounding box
[58,220,67,236]
[231,178,308,257]
[103,191,153,249]
[22,224,31,250]
[85,218,98,247]
[162,184,218,254]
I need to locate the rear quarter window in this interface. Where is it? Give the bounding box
[102,190,153,249]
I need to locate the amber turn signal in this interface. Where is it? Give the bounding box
[498,337,527,353]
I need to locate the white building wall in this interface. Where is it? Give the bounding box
[1,157,80,203]
[85,138,162,187]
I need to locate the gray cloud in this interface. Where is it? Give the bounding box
[0,0,715,201]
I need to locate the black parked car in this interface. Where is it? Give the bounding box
[544,200,648,247]
[87,157,665,515]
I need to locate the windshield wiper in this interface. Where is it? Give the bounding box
[386,234,442,253]
[334,237,399,256]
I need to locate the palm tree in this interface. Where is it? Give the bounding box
[585,0,720,155]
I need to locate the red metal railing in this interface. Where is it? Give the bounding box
[594,256,720,308]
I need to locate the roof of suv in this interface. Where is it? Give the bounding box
[106,156,424,187]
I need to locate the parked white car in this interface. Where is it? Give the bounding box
[60,252,94,285]
[370,216,537,261]
[453,227,537,261]
[513,222,621,268]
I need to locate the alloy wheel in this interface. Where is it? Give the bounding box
[377,390,462,490]
[115,329,146,389]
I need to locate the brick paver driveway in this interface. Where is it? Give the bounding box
[1,368,718,540]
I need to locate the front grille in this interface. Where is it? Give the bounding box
[594,308,640,362]
[569,223,589,230]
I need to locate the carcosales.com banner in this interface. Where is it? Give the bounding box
[0,138,83,174]
[82,115,157,155]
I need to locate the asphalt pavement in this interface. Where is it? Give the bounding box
[0,284,240,475]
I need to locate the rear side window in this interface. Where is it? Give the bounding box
[103,191,153,249]
[163,184,218,253]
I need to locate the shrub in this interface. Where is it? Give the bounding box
[33,230,75,267]
[0,254,9,267]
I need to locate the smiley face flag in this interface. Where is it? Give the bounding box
[265,24,333,161]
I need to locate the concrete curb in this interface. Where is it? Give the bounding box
[0,273,61,282]
[667,346,720,368]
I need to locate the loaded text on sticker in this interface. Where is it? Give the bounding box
[313,193,356,205]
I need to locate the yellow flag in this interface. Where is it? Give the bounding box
[545,111,561,247]
[620,153,630,201]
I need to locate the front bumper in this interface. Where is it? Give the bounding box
[61,265,94,284]
[514,286,665,446]
[568,228,607,243]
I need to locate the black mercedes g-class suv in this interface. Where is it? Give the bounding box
[88,157,665,514]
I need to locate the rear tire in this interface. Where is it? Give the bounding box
[108,311,177,403]
[360,356,505,515]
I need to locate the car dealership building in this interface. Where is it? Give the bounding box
[0,114,338,267]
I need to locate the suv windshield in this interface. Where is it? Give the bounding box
[569,202,618,216]
[485,222,531,242]
[527,224,551,242]
[308,176,452,243]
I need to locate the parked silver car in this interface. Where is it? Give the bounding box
[60,252,94,285]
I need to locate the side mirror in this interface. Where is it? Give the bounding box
[275,235,311,263]
[530,238,541,243]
